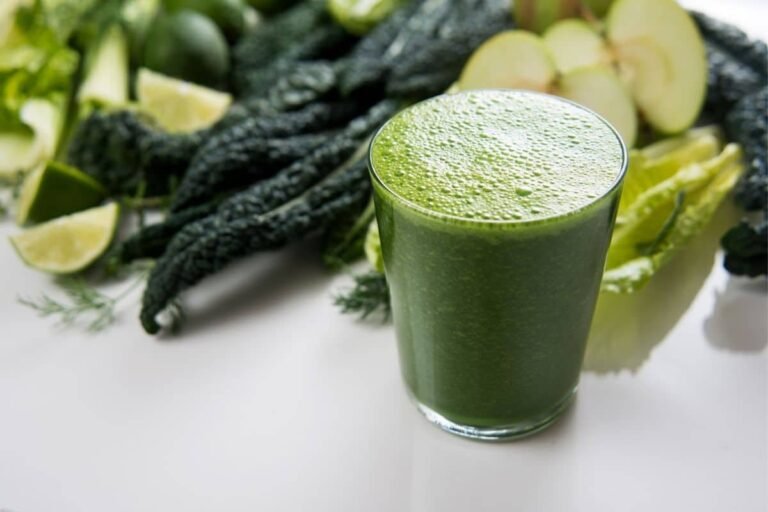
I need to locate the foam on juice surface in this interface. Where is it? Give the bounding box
[371,90,625,222]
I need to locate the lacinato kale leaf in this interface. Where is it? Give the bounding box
[722,220,768,277]
[140,159,371,333]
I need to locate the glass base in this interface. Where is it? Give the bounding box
[411,387,577,441]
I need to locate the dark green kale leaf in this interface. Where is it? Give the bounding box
[140,159,372,334]
[724,86,767,212]
[722,219,768,277]
[321,199,375,270]
[67,110,203,196]
[169,97,375,212]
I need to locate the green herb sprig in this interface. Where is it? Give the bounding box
[334,271,391,320]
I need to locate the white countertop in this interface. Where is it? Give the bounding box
[1,2,766,511]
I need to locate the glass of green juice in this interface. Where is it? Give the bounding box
[369,90,627,441]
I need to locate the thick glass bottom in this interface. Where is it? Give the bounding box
[410,387,577,441]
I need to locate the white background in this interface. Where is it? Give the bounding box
[1,1,766,511]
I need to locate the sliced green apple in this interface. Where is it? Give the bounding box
[557,65,638,146]
[606,0,707,134]
[543,19,611,73]
[459,31,556,92]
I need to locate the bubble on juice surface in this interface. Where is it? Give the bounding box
[371,90,624,223]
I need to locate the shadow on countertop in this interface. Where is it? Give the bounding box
[704,277,767,352]
[583,202,752,374]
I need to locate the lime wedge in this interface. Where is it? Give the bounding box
[137,68,232,133]
[10,203,120,274]
[16,161,106,225]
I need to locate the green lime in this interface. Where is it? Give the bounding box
[137,68,232,133]
[247,0,299,15]
[143,10,229,89]
[10,203,120,274]
[164,0,248,41]
[16,161,106,225]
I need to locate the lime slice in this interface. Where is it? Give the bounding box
[137,68,232,133]
[16,161,106,225]
[10,203,120,274]
[364,220,384,273]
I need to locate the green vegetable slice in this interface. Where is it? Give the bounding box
[602,155,744,293]
[619,133,721,216]
[608,143,741,269]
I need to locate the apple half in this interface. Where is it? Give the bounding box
[543,19,611,74]
[459,31,556,92]
[606,0,707,134]
[557,65,638,147]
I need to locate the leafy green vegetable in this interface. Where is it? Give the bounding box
[386,0,512,99]
[141,158,372,333]
[110,201,219,266]
[18,272,146,332]
[607,144,742,271]
[721,220,767,277]
[231,1,352,96]
[693,11,767,119]
[67,110,204,196]
[0,0,111,178]
[169,97,369,212]
[724,86,767,212]
[322,198,375,270]
[334,270,390,319]
[602,156,744,293]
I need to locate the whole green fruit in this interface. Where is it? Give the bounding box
[247,0,300,15]
[143,10,230,89]
[163,0,248,42]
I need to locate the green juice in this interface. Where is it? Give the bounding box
[370,90,627,440]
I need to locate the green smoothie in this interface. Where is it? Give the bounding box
[369,90,626,440]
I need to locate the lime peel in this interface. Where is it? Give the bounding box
[10,203,120,274]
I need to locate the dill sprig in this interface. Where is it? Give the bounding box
[334,271,391,321]
[18,271,147,333]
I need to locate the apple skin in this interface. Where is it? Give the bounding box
[513,0,581,33]
[582,0,614,17]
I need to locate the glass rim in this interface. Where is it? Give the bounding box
[368,89,629,227]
